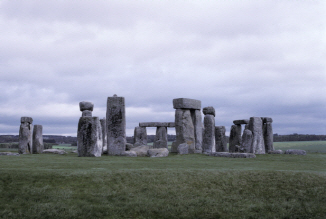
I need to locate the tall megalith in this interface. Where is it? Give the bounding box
[263,117,273,153]
[100,118,107,154]
[248,117,265,154]
[134,126,147,146]
[229,125,241,152]
[202,106,216,153]
[33,124,44,154]
[215,126,227,152]
[18,117,33,154]
[106,94,126,155]
[153,126,168,148]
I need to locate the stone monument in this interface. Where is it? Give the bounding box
[202,106,216,153]
[18,117,33,154]
[32,124,44,154]
[262,117,273,153]
[100,118,108,154]
[215,126,228,152]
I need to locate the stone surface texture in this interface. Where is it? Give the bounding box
[192,109,203,152]
[106,95,126,155]
[139,122,175,127]
[241,129,253,153]
[262,117,273,123]
[171,141,178,153]
[284,149,306,155]
[229,125,242,153]
[202,114,216,153]
[173,98,201,110]
[175,109,196,153]
[268,150,283,154]
[134,126,147,147]
[263,122,274,153]
[0,152,20,156]
[130,145,151,157]
[215,126,227,152]
[43,149,67,155]
[177,143,189,155]
[248,117,265,154]
[147,148,169,157]
[233,119,249,125]
[209,152,256,158]
[82,110,92,117]
[121,151,137,157]
[153,127,168,148]
[77,117,103,157]
[100,118,108,154]
[202,106,215,116]
[32,125,44,154]
[79,101,94,111]
[18,117,33,154]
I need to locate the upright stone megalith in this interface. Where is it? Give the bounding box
[215,126,227,152]
[229,125,242,152]
[241,128,253,153]
[202,106,216,153]
[153,126,168,148]
[32,124,44,154]
[79,101,94,117]
[262,117,273,153]
[134,126,147,146]
[106,94,126,155]
[19,117,33,154]
[77,116,102,157]
[248,117,265,154]
[100,118,107,154]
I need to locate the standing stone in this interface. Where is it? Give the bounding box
[263,118,273,153]
[191,109,203,152]
[202,107,215,153]
[229,125,242,152]
[100,118,108,154]
[32,125,44,154]
[77,117,102,157]
[134,126,147,146]
[79,101,94,117]
[241,128,253,153]
[248,117,265,154]
[175,109,195,153]
[106,95,126,155]
[171,141,178,153]
[215,126,227,152]
[177,143,189,155]
[18,117,33,154]
[153,126,168,148]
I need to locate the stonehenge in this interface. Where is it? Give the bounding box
[18,117,33,154]
[133,126,147,146]
[32,124,44,154]
[263,117,274,153]
[79,101,94,117]
[202,106,216,153]
[215,126,227,152]
[100,118,108,154]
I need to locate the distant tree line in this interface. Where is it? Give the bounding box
[273,133,326,142]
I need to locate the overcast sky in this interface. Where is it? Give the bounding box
[0,0,325,136]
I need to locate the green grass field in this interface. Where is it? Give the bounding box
[1,141,326,218]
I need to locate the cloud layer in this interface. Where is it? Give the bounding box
[1,0,325,136]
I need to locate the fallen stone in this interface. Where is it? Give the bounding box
[0,152,20,156]
[177,143,189,155]
[125,143,134,151]
[32,124,44,154]
[139,122,175,127]
[134,126,147,146]
[208,152,231,157]
[209,152,256,158]
[82,110,92,117]
[233,119,249,125]
[130,145,151,157]
[173,98,201,110]
[202,114,215,153]
[268,150,283,154]
[202,106,215,116]
[215,126,227,152]
[147,148,169,157]
[79,101,94,111]
[284,149,306,155]
[43,149,67,155]
[121,151,137,157]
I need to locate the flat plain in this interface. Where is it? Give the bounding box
[1,141,326,218]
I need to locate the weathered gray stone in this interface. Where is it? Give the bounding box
[241,129,253,153]
[248,117,265,154]
[191,109,203,152]
[43,149,67,155]
[208,152,231,157]
[125,143,134,151]
[202,114,215,153]
[147,148,169,157]
[175,109,196,153]
[173,98,201,110]
[215,126,227,152]
[77,117,102,157]
[79,101,94,111]
[130,145,151,157]
[0,152,20,156]
[177,143,189,155]
[202,106,215,116]
[153,127,168,148]
[134,126,147,147]
[284,149,306,155]
[233,119,249,125]
[139,122,175,127]
[82,110,92,117]
[262,117,273,123]
[100,118,108,154]
[32,125,44,154]
[171,141,178,153]
[229,124,242,153]
[120,151,137,157]
[263,122,274,153]
[209,152,256,158]
[18,117,33,154]
[268,150,283,154]
[106,95,126,155]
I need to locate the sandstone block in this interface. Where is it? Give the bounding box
[262,117,273,123]
[147,148,169,157]
[209,152,256,158]
[18,117,33,154]
[233,119,249,125]
[202,106,215,116]
[43,149,67,155]
[153,127,168,148]
[79,101,94,111]
[82,110,92,117]
[191,109,203,152]
[248,117,265,154]
[100,118,108,154]
[202,114,215,153]
[229,125,242,153]
[21,117,33,123]
[175,109,195,153]
[139,122,175,127]
[215,126,227,152]
[173,98,201,110]
[284,149,306,155]
[171,141,178,153]
[0,152,20,156]
[134,126,147,146]
[268,150,283,154]
[241,129,253,153]
[125,143,134,151]
[32,125,44,154]
[121,151,137,157]
[177,143,189,155]
[130,145,151,157]
[263,122,273,153]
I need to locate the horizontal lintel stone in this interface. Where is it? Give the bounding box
[233,119,249,125]
[139,122,175,127]
[173,98,201,110]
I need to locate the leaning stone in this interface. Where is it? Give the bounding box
[177,143,189,155]
[147,148,169,157]
[18,117,33,154]
[106,95,126,155]
[32,125,44,154]
[202,114,215,153]
[202,106,215,116]
[153,127,168,148]
[100,118,108,154]
[215,126,228,152]
[0,152,20,156]
[248,117,265,154]
[233,119,249,125]
[139,122,175,127]
[120,151,137,157]
[268,150,283,154]
[284,149,306,155]
[43,149,67,155]
[82,110,92,117]
[134,126,147,146]
[229,125,241,153]
[175,109,195,153]
[173,98,201,110]
[130,145,151,157]
[192,109,203,152]
[79,101,94,111]
[21,117,33,123]
[77,117,102,157]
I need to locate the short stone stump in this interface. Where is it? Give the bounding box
[147,148,169,158]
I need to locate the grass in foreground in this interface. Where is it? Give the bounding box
[1,151,326,218]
